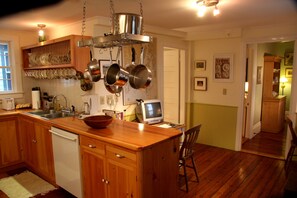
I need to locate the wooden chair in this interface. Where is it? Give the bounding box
[285,117,297,173]
[179,124,201,192]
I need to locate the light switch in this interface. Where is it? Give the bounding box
[100,96,105,105]
[223,88,227,95]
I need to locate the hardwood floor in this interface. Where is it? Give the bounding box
[241,126,287,159]
[0,143,293,198]
[177,143,288,198]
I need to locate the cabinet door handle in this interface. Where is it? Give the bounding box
[32,139,37,143]
[105,180,109,184]
[115,153,125,158]
[101,179,105,183]
[88,144,96,148]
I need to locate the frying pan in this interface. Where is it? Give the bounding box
[129,47,152,89]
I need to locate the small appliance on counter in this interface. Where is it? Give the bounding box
[2,98,15,110]
[32,87,41,109]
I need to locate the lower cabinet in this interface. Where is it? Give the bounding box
[80,135,180,198]
[19,116,55,184]
[261,96,286,133]
[0,115,21,167]
[80,136,137,198]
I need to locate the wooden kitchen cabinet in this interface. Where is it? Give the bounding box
[19,115,55,183]
[0,115,22,167]
[80,136,137,198]
[80,134,179,198]
[261,96,286,133]
[261,55,286,133]
[21,34,91,72]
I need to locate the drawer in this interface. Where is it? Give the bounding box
[106,145,136,165]
[80,136,105,155]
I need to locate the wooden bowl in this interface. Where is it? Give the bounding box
[83,115,113,129]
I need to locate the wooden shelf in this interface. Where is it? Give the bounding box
[21,35,91,72]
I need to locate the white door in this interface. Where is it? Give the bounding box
[163,48,185,124]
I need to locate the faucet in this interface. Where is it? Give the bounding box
[52,94,68,112]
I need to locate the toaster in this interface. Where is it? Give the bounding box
[2,98,15,110]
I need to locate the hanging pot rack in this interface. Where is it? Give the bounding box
[77,0,152,49]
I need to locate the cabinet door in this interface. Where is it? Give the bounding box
[34,122,55,181]
[106,159,137,198]
[19,117,37,167]
[106,145,137,198]
[0,116,21,166]
[81,149,106,198]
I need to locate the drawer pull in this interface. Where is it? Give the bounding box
[88,144,96,148]
[115,153,125,159]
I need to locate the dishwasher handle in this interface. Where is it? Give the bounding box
[49,130,77,142]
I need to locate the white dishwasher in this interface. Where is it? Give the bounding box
[49,127,82,198]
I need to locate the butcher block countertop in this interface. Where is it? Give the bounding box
[50,116,182,151]
[0,109,182,151]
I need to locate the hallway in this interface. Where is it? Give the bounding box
[241,126,287,159]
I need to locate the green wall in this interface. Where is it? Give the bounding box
[186,103,238,150]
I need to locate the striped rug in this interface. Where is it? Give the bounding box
[0,171,56,198]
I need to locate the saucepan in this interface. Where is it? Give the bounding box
[129,47,152,89]
[105,47,129,87]
[104,77,123,95]
[111,13,143,35]
[87,46,101,82]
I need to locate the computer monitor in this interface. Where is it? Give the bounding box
[135,99,163,124]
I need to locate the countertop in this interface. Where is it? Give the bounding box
[0,109,182,151]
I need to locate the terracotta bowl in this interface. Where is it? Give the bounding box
[83,115,113,129]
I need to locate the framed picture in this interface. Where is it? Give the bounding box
[257,66,262,84]
[99,59,113,79]
[285,68,293,78]
[213,53,233,82]
[194,60,206,71]
[284,52,294,66]
[194,77,207,91]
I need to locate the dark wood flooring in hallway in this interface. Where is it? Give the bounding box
[241,128,287,159]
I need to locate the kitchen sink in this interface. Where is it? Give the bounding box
[27,110,75,119]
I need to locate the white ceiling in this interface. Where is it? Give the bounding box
[0,0,296,33]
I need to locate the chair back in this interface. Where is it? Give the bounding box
[180,124,201,160]
[286,117,297,144]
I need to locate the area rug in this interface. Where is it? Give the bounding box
[0,170,56,198]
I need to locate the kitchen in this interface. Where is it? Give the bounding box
[1,0,297,197]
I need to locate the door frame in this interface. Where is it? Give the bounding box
[239,37,297,157]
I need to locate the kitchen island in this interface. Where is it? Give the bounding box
[0,109,183,198]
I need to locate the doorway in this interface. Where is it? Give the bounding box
[163,47,185,124]
[241,41,295,159]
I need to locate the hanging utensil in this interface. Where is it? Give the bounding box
[104,48,123,94]
[87,46,101,82]
[129,46,152,89]
[105,47,129,86]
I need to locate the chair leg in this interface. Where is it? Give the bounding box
[285,146,295,172]
[182,160,189,193]
[191,156,199,182]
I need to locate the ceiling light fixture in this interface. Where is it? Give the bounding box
[196,0,220,17]
[37,24,46,42]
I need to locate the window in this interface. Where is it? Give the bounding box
[0,35,23,99]
[0,42,12,91]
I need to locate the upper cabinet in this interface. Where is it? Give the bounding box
[262,55,282,98]
[21,35,91,73]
